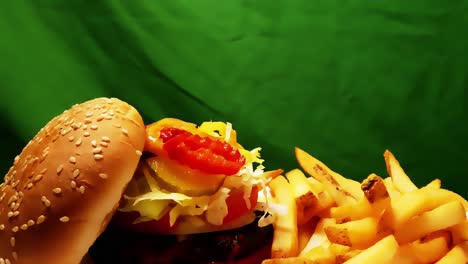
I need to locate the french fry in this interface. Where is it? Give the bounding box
[298,217,320,253]
[450,218,468,245]
[329,243,351,257]
[307,163,356,206]
[301,244,335,264]
[384,150,418,193]
[435,241,468,264]
[263,169,285,180]
[335,250,362,264]
[261,256,324,264]
[330,197,372,223]
[343,235,399,264]
[269,176,299,258]
[295,147,362,202]
[392,244,419,264]
[383,177,402,200]
[394,201,466,244]
[324,217,379,249]
[424,178,441,190]
[384,188,468,230]
[306,176,326,193]
[286,169,331,224]
[300,218,335,256]
[361,174,389,203]
[410,231,451,263]
[360,174,391,218]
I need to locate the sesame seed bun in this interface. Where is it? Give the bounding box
[0,97,146,264]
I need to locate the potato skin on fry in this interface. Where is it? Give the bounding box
[361,174,389,203]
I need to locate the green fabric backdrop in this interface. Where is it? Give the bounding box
[1,1,467,197]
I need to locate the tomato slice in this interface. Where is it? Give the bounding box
[223,186,259,225]
[160,127,246,175]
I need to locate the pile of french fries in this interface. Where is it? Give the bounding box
[263,147,468,264]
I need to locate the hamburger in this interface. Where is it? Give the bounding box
[0,97,281,264]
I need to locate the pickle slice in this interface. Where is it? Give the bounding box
[145,156,226,197]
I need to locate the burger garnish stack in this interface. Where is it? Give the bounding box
[0,97,282,264]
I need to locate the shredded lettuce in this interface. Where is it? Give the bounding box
[198,121,230,138]
[205,187,230,225]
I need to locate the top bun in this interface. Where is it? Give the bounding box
[0,97,146,264]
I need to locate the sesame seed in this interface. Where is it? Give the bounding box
[84,118,92,124]
[7,212,14,218]
[75,138,82,147]
[70,181,77,189]
[93,147,102,154]
[94,154,103,160]
[78,186,86,194]
[13,211,19,217]
[53,188,62,194]
[8,195,17,205]
[57,164,64,175]
[60,128,71,136]
[100,142,108,147]
[96,115,104,121]
[20,224,28,230]
[11,180,19,188]
[90,125,98,130]
[113,123,122,128]
[68,136,75,142]
[85,111,93,117]
[60,216,70,223]
[0,224,4,230]
[41,196,51,207]
[26,183,33,189]
[121,128,129,136]
[0,259,4,264]
[105,115,112,120]
[72,122,82,130]
[27,220,35,226]
[12,203,19,211]
[33,174,43,182]
[10,237,15,247]
[84,131,90,137]
[37,215,46,224]
[69,156,77,164]
[40,152,48,162]
[40,168,47,174]
[5,258,10,264]
[73,169,80,178]
[136,150,142,156]
[99,173,108,179]
[91,140,97,147]
[12,252,17,261]
[11,226,18,233]
[83,124,88,130]
[101,136,110,142]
